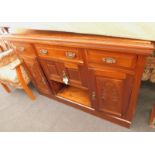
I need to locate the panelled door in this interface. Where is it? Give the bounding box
[89,69,133,117]
[39,59,88,89]
[22,56,53,96]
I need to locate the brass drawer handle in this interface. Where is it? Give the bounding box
[102,57,116,64]
[40,49,48,54]
[65,51,76,59]
[18,46,25,52]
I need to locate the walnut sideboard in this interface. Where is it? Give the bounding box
[1,29,154,127]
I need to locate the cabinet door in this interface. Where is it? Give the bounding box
[62,62,88,89]
[39,59,88,89]
[39,59,62,82]
[89,69,133,117]
[22,56,53,96]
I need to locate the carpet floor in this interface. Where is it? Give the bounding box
[0,82,155,132]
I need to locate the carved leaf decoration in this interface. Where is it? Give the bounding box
[101,81,120,105]
[97,77,123,116]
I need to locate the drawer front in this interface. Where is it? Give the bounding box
[86,49,137,69]
[11,42,36,57]
[35,44,83,63]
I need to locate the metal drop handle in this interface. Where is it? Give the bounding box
[102,57,116,64]
[18,46,25,52]
[40,49,48,54]
[66,51,76,59]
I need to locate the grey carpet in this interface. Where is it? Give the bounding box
[0,82,155,132]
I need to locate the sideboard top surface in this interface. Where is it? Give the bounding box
[1,28,154,55]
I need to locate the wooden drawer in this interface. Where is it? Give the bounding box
[86,49,137,69]
[35,44,83,63]
[11,42,36,57]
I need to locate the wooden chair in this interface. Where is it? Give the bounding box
[0,46,35,100]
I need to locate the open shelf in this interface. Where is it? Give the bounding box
[56,85,91,108]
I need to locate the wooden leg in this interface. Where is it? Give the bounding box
[0,83,11,93]
[16,66,36,100]
[150,105,155,128]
